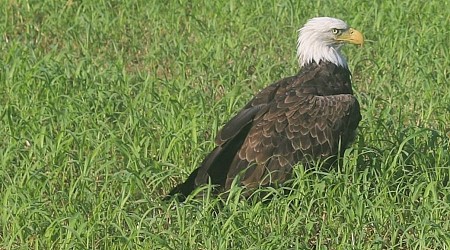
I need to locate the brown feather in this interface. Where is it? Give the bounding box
[168,61,361,200]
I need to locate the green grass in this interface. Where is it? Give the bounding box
[1,0,449,249]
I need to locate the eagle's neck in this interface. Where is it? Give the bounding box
[296,37,348,68]
[298,61,353,96]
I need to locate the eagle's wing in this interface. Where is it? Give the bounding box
[194,80,289,187]
[215,81,285,145]
[225,92,361,188]
[167,79,291,198]
[168,75,361,198]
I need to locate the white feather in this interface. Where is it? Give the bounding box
[297,17,349,68]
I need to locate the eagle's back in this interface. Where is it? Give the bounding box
[169,61,361,198]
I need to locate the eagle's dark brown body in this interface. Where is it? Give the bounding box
[169,61,361,199]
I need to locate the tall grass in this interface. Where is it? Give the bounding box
[1,0,449,249]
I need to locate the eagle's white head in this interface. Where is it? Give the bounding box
[297,17,364,68]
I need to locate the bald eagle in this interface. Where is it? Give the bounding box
[168,17,364,200]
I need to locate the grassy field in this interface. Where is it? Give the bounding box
[1,0,449,249]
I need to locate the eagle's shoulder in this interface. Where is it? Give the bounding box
[215,74,299,145]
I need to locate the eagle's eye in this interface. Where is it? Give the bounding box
[331,28,341,35]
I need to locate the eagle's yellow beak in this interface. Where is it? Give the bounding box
[337,28,364,46]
